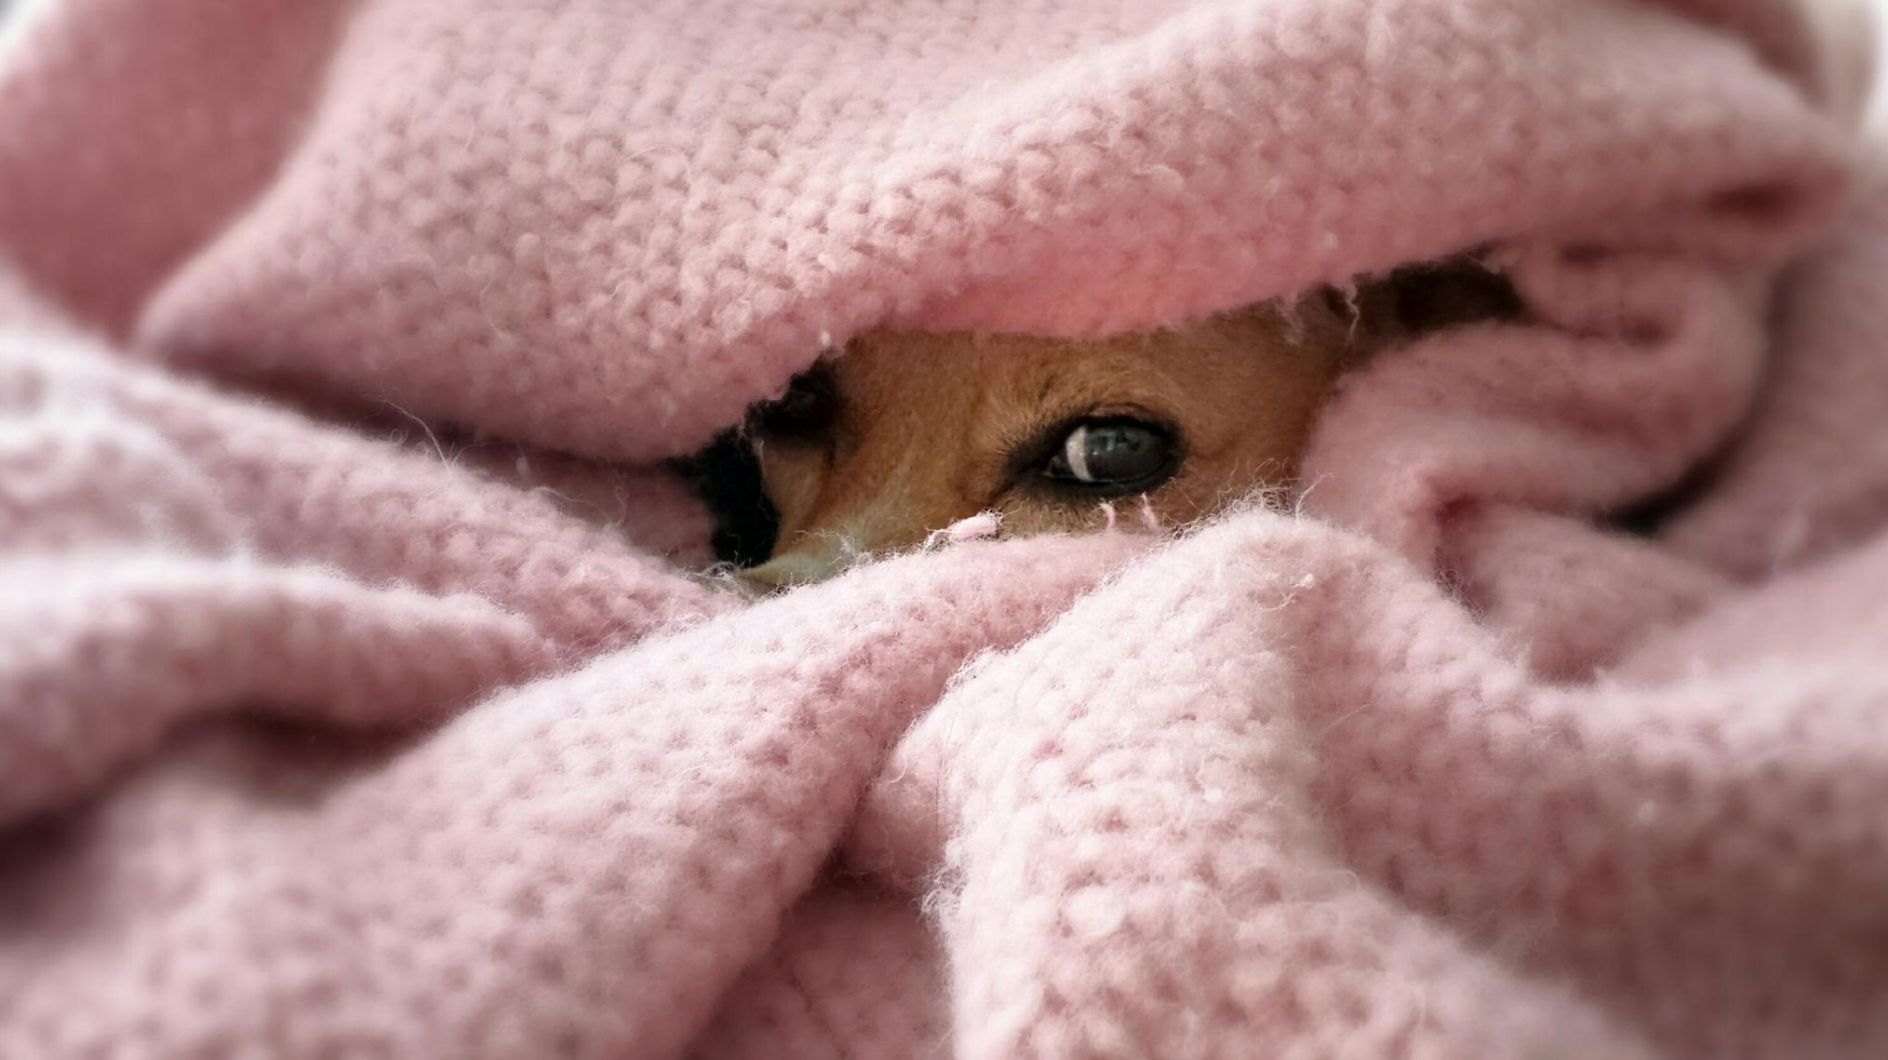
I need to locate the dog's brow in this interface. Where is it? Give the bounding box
[1033,365,1067,406]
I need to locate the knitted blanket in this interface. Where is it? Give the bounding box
[5,0,1888,1056]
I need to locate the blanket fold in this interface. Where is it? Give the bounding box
[5,0,1888,1057]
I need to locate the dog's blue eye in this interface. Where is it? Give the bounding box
[1043,418,1178,494]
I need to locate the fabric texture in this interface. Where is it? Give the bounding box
[3,0,1888,1056]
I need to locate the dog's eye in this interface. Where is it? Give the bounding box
[750,364,837,440]
[1040,417,1179,495]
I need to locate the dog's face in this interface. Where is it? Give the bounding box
[742,296,1358,585]
[735,260,1519,587]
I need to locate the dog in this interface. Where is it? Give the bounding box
[695,258,1519,587]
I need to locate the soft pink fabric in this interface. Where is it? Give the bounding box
[3,0,1888,1057]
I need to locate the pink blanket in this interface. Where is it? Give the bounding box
[5,0,1888,1056]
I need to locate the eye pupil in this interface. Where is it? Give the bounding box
[1045,417,1177,493]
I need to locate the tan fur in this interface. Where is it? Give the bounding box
[744,296,1359,585]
